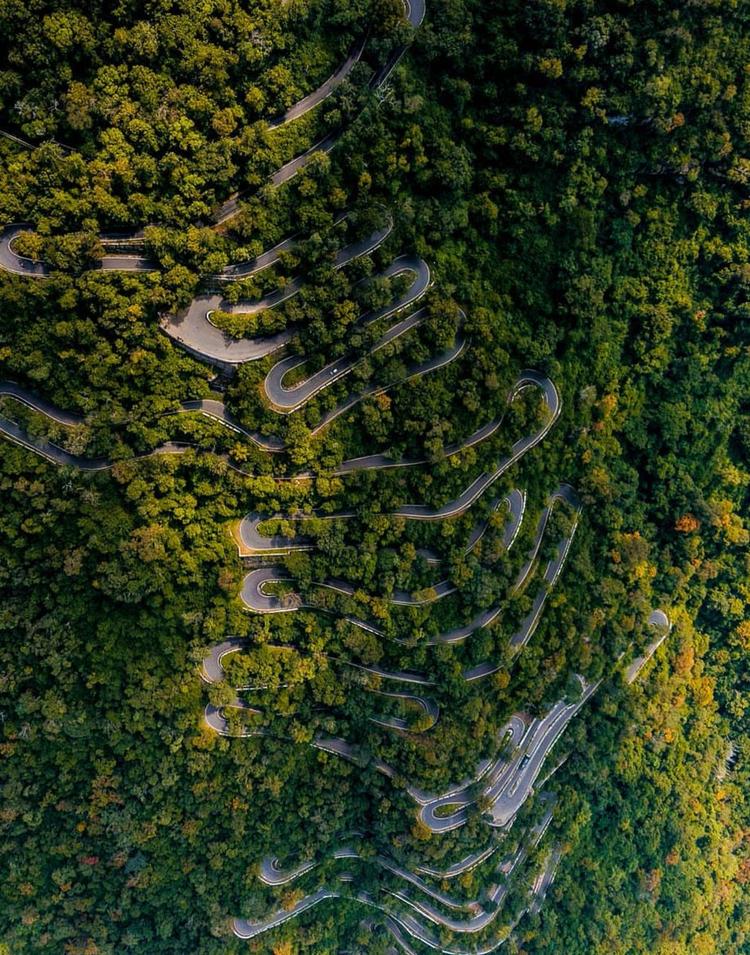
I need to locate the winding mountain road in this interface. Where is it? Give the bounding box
[234,803,555,954]
[235,486,583,668]
[0,225,48,277]
[238,372,559,553]
[2,0,584,945]
[225,483,579,692]
[3,0,425,239]
[263,298,429,410]
[201,632,566,828]
[200,637,438,736]
[218,0,426,209]
[239,491,521,615]
[202,617,579,840]
[0,301,462,465]
[488,683,597,829]
[0,224,155,276]
[160,219,407,364]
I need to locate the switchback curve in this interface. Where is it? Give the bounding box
[238,371,559,553]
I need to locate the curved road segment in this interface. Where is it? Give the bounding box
[0,225,48,277]
[201,637,438,736]
[417,716,528,834]
[3,0,580,944]
[238,372,559,553]
[260,847,488,915]
[266,37,368,131]
[160,221,429,366]
[625,608,672,684]
[0,224,155,276]
[233,804,555,954]
[369,688,439,732]
[239,491,522,614]
[202,637,433,689]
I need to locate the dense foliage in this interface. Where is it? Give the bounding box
[2,0,750,952]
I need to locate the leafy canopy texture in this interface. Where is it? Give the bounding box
[2,0,750,952]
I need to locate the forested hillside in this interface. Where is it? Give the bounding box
[1,0,750,952]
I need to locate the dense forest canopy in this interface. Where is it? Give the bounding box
[2,0,750,952]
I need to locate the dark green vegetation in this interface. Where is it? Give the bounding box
[0,0,407,226]
[2,0,750,953]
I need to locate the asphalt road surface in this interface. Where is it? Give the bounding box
[266,37,368,130]
[160,219,394,364]
[236,481,580,685]
[263,256,431,409]
[489,681,598,828]
[238,372,559,553]
[625,608,672,683]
